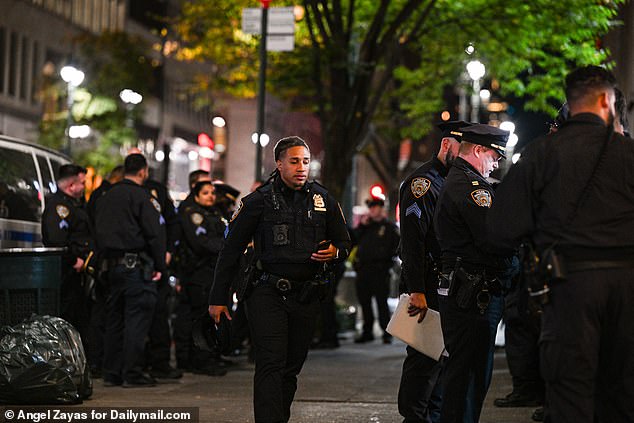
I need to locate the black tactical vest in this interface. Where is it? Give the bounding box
[256,180,329,265]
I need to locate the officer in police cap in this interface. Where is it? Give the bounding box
[488,65,634,423]
[434,123,516,423]
[42,164,95,363]
[96,153,167,387]
[209,136,351,423]
[397,120,470,423]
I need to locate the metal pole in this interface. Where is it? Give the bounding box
[255,1,270,180]
[471,79,481,123]
[66,83,74,156]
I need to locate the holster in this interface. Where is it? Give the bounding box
[139,252,155,281]
[297,281,320,304]
[523,244,566,313]
[237,263,260,301]
[454,267,485,311]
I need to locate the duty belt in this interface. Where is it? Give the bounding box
[566,259,634,273]
[108,252,141,269]
[259,272,306,293]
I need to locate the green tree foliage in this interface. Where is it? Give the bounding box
[174,0,624,199]
[38,32,154,173]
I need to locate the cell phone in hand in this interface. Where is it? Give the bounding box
[316,240,331,251]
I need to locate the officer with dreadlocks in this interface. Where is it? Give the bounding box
[209,136,351,423]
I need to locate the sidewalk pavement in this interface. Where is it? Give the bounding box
[80,336,538,423]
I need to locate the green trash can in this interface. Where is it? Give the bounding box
[0,247,64,326]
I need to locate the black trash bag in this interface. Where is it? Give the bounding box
[0,315,92,404]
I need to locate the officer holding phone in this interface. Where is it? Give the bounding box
[209,136,350,423]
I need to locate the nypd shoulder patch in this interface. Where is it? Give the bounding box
[470,189,492,208]
[150,197,162,213]
[191,212,203,225]
[411,178,431,198]
[230,200,243,223]
[55,204,70,219]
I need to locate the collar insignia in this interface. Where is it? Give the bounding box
[470,189,492,208]
[313,194,326,211]
[411,178,431,198]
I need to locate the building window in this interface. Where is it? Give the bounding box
[20,36,29,101]
[8,31,18,98]
[0,27,5,94]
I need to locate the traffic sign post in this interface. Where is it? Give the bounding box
[244,3,296,179]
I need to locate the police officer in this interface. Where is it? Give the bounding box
[144,174,182,380]
[42,164,94,354]
[213,182,241,220]
[95,153,166,387]
[353,197,400,344]
[209,136,351,423]
[397,121,469,423]
[434,124,514,423]
[488,65,634,423]
[175,180,227,376]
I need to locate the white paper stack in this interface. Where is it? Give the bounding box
[387,293,446,361]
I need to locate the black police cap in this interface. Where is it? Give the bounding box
[436,120,473,141]
[459,124,510,158]
[213,182,240,202]
[365,198,385,208]
[192,312,233,356]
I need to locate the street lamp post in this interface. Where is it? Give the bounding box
[119,88,143,129]
[255,0,271,180]
[466,60,485,123]
[60,65,85,156]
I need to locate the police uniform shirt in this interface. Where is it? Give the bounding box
[488,113,634,259]
[95,179,167,272]
[145,179,179,254]
[399,156,449,295]
[434,157,508,271]
[86,179,112,225]
[354,217,399,265]
[180,203,227,260]
[42,190,93,268]
[209,176,351,305]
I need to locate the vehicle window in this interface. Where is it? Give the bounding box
[0,147,41,222]
[37,155,55,198]
[49,158,63,188]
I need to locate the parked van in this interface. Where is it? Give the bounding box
[0,135,70,249]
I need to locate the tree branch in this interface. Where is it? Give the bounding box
[306,0,332,45]
[376,0,423,53]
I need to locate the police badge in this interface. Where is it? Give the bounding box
[313,194,326,212]
[411,178,431,198]
[470,189,492,208]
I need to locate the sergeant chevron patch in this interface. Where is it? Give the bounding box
[405,202,422,218]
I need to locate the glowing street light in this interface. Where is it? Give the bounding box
[68,125,91,139]
[466,60,485,122]
[119,89,143,130]
[60,65,85,156]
